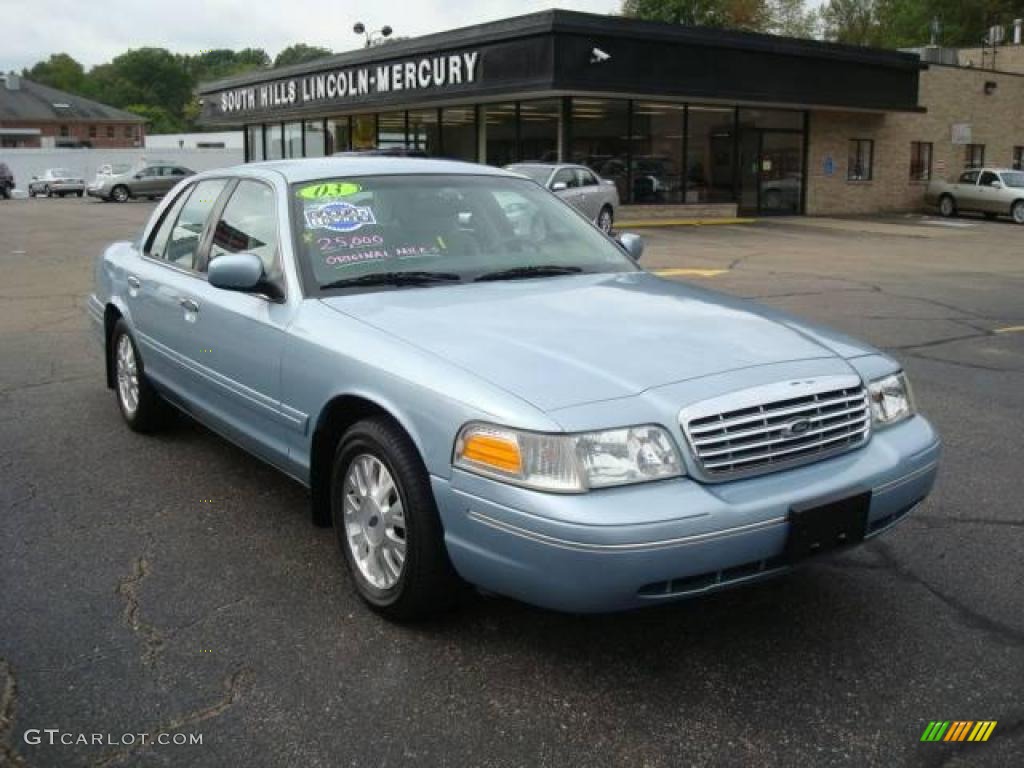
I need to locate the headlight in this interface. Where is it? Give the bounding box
[453,422,684,493]
[867,372,914,427]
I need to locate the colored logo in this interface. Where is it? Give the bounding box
[920,721,997,742]
[304,201,376,233]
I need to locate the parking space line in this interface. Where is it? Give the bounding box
[617,217,756,228]
[653,268,728,278]
[993,326,1024,334]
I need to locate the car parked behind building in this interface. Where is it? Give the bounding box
[87,164,194,202]
[27,168,85,198]
[926,168,1024,224]
[505,162,619,232]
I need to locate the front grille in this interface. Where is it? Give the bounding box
[682,377,871,480]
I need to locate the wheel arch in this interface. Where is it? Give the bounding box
[308,393,425,528]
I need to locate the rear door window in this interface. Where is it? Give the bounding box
[146,185,192,261]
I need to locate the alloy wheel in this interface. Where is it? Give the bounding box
[342,454,407,589]
[1013,202,1024,225]
[115,334,140,416]
[598,208,613,233]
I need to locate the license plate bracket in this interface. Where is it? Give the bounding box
[784,491,871,562]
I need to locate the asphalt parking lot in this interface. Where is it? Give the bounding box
[1,198,1022,768]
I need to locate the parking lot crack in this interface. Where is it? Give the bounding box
[90,667,254,768]
[0,659,28,767]
[873,542,1024,648]
[115,555,164,666]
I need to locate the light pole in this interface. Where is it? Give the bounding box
[353,22,393,48]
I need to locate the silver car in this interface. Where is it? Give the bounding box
[27,168,85,198]
[87,164,195,203]
[926,167,1024,224]
[506,163,620,232]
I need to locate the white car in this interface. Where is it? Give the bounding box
[27,168,85,198]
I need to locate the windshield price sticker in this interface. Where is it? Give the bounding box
[305,201,376,233]
[324,250,389,267]
[297,182,362,200]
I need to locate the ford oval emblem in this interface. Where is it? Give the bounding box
[784,418,811,437]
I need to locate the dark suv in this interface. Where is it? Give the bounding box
[0,162,14,199]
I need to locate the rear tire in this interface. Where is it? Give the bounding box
[330,416,464,621]
[938,194,957,218]
[77,190,84,198]
[597,205,614,234]
[110,320,169,433]
[1012,201,1024,225]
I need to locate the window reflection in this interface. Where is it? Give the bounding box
[570,99,629,201]
[686,106,735,203]
[632,102,684,203]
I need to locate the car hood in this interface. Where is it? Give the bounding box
[319,272,867,412]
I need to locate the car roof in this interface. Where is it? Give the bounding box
[225,157,520,184]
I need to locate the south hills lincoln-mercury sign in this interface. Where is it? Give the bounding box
[217,51,481,117]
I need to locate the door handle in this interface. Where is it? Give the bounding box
[178,297,200,313]
[127,275,141,289]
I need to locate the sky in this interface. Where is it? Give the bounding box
[1,0,620,73]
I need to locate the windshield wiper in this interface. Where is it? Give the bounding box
[474,265,583,282]
[321,271,462,290]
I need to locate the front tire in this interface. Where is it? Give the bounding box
[1012,201,1024,225]
[597,205,614,234]
[110,320,168,433]
[330,417,463,620]
[938,194,957,218]
[111,185,130,203]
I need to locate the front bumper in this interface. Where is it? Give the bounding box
[434,415,940,613]
[87,186,110,199]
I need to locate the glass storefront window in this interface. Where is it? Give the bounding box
[304,120,326,157]
[484,103,518,166]
[441,107,477,161]
[408,109,439,154]
[284,121,302,158]
[247,125,264,162]
[685,106,735,203]
[518,99,560,163]
[265,123,284,160]
[352,114,377,150]
[377,111,407,150]
[326,118,350,154]
[570,98,629,202]
[632,102,685,203]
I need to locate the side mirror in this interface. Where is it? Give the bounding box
[551,181,568,192]
[208,253,264,292]
[617,232,644,261]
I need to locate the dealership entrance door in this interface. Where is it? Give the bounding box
[737,109,806,216]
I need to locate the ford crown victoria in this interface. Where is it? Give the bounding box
[88,158,941,619]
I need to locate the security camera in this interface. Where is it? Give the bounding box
[353,22,365,34]
[590,47,611,64]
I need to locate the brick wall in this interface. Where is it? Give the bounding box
[806,65,1024,215]
[0,120,145,149]
[958,45,1024,75]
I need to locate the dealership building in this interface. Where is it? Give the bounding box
[198,10,1024,217]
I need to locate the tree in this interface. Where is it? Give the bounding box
[273,44,333,68]
[621,0,767,30]
[767,0,820,38]
[22,53,86,93]
[819,0,881,46]
[124,104,184,134]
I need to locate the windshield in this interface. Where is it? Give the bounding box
[291,174,636,292]
[505,165,554,186]
[1001,172,1024,188]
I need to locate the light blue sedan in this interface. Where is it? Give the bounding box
[88,158,941,619]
